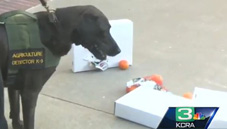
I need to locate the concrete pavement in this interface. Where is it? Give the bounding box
[4,0,227,129]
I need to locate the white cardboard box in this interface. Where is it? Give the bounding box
[193,87,227,128]
[115,86,227,128]
[72,19,133,72]
[114,85,193,128]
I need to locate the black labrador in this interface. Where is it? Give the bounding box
[0,5,121,129]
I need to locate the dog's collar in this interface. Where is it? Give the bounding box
[48,10,59,28]
[39,0,59,28]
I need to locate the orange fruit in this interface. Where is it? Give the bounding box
[144,74,163,86]
[126,85,138,93]
[119,60,129,70]
[183,92,193,99]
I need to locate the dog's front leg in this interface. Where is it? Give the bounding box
[0,71,8,129]
[8,87,23,129]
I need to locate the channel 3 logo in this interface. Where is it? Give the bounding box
[176,107,206,122]
[157,107,219,129]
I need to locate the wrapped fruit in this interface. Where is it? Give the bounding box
[126,74,168,93]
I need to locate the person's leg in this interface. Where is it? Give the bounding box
[0,71,8,129]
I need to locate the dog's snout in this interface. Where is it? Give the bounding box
[115,47,121,54]
[108,46,121,56]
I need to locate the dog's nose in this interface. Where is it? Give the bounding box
[108,47,121,56]
[115,47,121,54]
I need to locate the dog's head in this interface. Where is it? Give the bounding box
[71,6,121,60]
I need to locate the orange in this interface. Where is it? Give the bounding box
[183,92,193,99]
[126,85,138,93]
[144,74,163,86]
[119,60,129,70]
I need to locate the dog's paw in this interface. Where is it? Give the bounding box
[12,120,24,129]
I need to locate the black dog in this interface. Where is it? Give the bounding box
[0,5,121,129]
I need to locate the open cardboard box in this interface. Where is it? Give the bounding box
[71,19,133,72]
[115,86,227,128]
[115,85,193,128]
